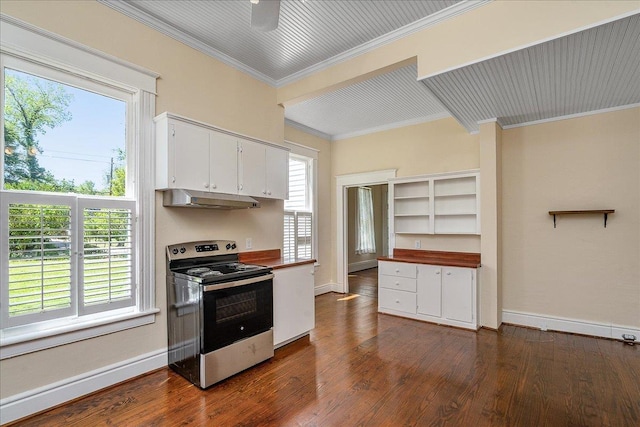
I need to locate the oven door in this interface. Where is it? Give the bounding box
[201,273,274,353]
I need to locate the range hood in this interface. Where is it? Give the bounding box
[162,189,260,209]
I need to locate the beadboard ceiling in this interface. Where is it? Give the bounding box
[422,13,640,133]
[101,1,640,139]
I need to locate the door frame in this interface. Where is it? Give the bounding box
[335,169,396,294]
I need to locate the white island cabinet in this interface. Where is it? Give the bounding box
[273,263,315,348]
[378,251,480,330]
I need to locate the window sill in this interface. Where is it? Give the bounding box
[0,308,160,360]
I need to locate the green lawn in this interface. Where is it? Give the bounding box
[8,257,132,316]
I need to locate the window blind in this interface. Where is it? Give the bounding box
[6,202,73,322]
[81,203,135,313]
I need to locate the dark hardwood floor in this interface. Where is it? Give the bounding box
[348,267,378,298]
[12,288,640,426]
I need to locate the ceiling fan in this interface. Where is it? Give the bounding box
[250,0,281,32]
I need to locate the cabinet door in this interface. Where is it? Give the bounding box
[209,131,238,194]
[170,120,210,191]
[442,267,473,323]
[238,140,266,197]
[273,265,315,347]
[264,146,288,199]
[417,265,442,317]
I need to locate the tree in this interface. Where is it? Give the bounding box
[106,148,127,196]
[3,72,72,183]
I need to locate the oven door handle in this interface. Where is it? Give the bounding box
[203,273,274,292]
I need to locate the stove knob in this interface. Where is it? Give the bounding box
[172,248,178,255]
[231,243,237,249]
[226,243,231,250]
[179,247,186,254]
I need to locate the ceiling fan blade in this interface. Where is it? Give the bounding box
[251,0,281,32]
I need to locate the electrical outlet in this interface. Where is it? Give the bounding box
[245,238,252,249]
[414,240,421,249]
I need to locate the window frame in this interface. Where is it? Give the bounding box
[283,143,318,263]
[0,16,158,359]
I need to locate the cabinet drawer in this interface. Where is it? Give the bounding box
[379,275,417,292]
[379,288,416,314]
[379,261,416,279]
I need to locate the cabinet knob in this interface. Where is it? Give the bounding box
[395,300,400,304]
[395,282,399,286]
[172,177,176,183]
[395,269,399,273]
[262,190,267,195]
[446,272,452,275]
[239,184,243,191]
[435,271,440,275]
[267,191,271,195]
[212,184,217,189]
[204,183,209,188]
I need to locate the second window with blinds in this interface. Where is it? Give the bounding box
[284,154,313,262]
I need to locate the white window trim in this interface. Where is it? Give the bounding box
[283,141,318,265]
[0,15,159,360]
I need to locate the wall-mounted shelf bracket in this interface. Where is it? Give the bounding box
[548,210,615,228]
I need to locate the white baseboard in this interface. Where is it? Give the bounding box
[314,283,334,296]
[502,310,640,341]
[0,348,168,425]
[348,259,378,273]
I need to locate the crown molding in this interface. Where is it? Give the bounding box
[499,103,640,130]
[98,0,490,88]
[96,0,277,86]
[276,1,490,87]
[284,119,332,141]
[332,113,451,141]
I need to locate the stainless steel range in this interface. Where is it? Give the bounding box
[166,240,274,388]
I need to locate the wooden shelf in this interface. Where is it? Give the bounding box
[548,209,615,228]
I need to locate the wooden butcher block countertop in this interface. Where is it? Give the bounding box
[239,249,315,270]
[378,248,481,269]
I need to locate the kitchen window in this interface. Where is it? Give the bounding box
[0,18,158,358]
[283,151,315,262]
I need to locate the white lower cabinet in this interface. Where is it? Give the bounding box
[273,264,315,348]
[379,261,478,330]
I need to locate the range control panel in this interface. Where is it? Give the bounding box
[167,240,238,261]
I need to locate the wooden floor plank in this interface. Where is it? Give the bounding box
[9,280,640,427]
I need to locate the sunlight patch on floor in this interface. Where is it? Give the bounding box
[337,294,360,301]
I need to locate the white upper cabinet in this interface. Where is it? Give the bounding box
[238,139,265,196]
[155,112,288,199]
[238,139,288,199]
[172,120,210,191]
[209,131,239,194]
[265,145,288,200]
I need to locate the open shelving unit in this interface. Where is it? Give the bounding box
[389,170,480,240]
[392,180,430,234]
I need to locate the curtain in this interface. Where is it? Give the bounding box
[355,187,376,254]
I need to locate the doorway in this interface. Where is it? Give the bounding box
[346,184,388,297]
[335,169,396,294]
